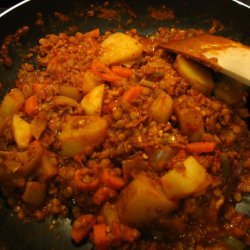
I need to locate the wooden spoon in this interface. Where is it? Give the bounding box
[160,34,250,86]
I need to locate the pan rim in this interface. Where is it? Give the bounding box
[0,0,31,18]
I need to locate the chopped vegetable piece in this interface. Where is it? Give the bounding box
[99,32,143,65]
[12,114,32,149]
[0,88,24,118]
[32,83,48,94]
[186,142,215,154]
[91,60,121,83]
[80,84,105,116]
[58,116,108,157]
[174,55,215,94]
[121,225,140,243]
[224,237,245,250]
[82,70,103,94]
[30,115,47,140]
[0,142,43,183]
[36,151,58,181]
[101,204,122,245]
[121,85,143,104]
[122,155,148,181]
[161,156,211,199]
[111,66,133,78]
[116,173,177,226]
[22,181,46,207]
[93,223,111,247]
[92,186,117,205]
[74,168,99,192]
[24,95,39,116]
[71,214,96,243]
[102,203,119,226]
[150,93,173,123]
[175,107,204,142]
[53,95,80,108]
[101,169,125,190]
[58,85,82,101]
[235,195,250,217]
[220,153,233,184]
[84,28,100,38]
[150,146,177,172]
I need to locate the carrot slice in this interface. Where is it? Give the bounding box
[111,66,133,78]
[101,169,125,190]
[111,223,122,246]
[74,169,99,192]
[71,214,96,243]
[121,85,143,103]
[92,186,117,205]
[93,224,110,247]
[91,60,121,83]
[121,225,140,243]
[24,95,39,116]
[186,142,215,154]
[33,83,48,94]
[84,28,100,38]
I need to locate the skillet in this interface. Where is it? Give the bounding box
[0,0,249,249]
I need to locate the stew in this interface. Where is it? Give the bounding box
[0,26,249,249]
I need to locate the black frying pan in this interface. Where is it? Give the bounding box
[0,0,249,249]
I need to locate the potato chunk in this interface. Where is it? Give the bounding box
[36,150,58,182]
[0,88,24,118]
[30,115,47,140]
[175,107,204,142]
[99,33,143,65]
[82,70,103,94]
[58,85,82,101]
[150,94,173,123]
[161,156,211,200]
[174,55,215,94]
[12,114,32,149]
[58,116,108,157]
[0,143,43,183]
[116,173,177,226]
[53,95,81,108]
[22,181,46,207]
[80,84,105,116]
